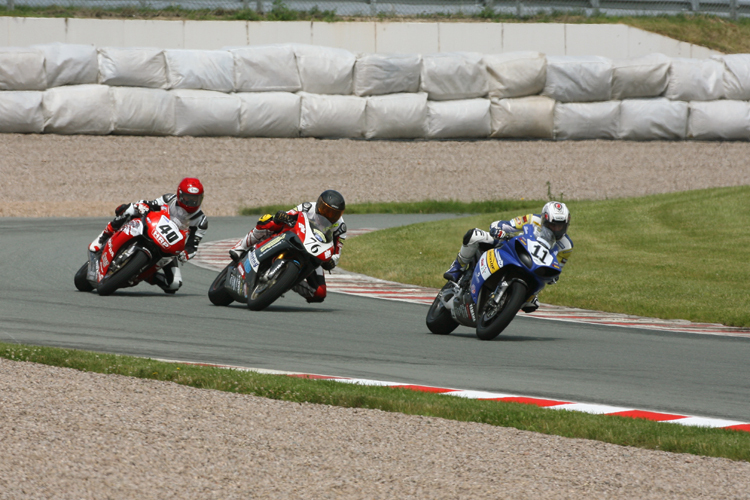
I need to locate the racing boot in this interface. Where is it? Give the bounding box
[88,224,114,253]
[153,265,182,294]
[521,295,540,314]
[229,232,259,262]
[292,281,326,303]
[443,255,469,282]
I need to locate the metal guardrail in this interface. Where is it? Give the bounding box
[3,0,749,18]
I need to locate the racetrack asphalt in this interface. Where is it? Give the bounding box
[2,215,749,422]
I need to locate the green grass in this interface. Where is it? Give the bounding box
[2,6,750,54]
[240,199,544,216]
[2,342,749,461]
[341,186,750,328]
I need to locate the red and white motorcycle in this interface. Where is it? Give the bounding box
[208,211,335,310]
[74,205,190,296]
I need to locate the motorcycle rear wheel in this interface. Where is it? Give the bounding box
[426,282,459,335]
[208,263,235,306]
[97,251,149,296]
[475,281,527,341]
[246,261,299,311]
[74,262,93,292]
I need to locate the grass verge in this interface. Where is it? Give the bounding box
[1,6,749,53]
[240,199,544,216]
[341,186,750,328]
[2,342,749,461]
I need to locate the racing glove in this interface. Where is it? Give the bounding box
[321,259,336,271]
[178,250,194,263]
[273,210,296,227]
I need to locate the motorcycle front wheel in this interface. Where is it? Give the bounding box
[97,251,149,296]
[208,263,235,306]
[74,262,93,292]
[475,281,527,341]
[246,260,300,311]
[426,282,459,335]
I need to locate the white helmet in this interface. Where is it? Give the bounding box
[541,201,570,240]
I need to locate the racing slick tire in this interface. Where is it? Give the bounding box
[475,281,527,341]
[426,282,460,335]
[96,251,149,296]
[74,262,94,292]
[246,261,300,311]
[208,263,235,306]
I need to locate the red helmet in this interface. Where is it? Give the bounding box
[176,177,204,214]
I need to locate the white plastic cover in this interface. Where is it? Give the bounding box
[164,50,234,92]
[353,53,421,97]
[43,84,114,135]
[426,99,491,139]
[112,87,175,136]
[711,54,750,101]
[554,101,620,140]
[618,98,688,141]
[365,93,427,139]
[172,89,241,137]
[33,43,98,88]
[484,51,546,99]
[665,58,724,102]
[231,45,301,93]
[543,56,613,103]
[0,91,44,133]
[0,48,46,91]
[294,45,356,95]
[420,53,488,101]
[490,96,555,139]
[237,92,300,138]
[98,47,168,89]
[299,92,366,138]
[688,100,750,140]
[611,53,670,100]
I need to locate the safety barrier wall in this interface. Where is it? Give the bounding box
[0,17,722,59]
[1,43,748,140]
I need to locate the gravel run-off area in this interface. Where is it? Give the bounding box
[2,135,750,217]
[2,134,750,498]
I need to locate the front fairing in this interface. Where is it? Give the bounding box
[145,209,189,255]
[469,224,561,303]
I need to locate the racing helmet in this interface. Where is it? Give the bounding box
[176,177,204,214]
[541,201,570,240]
[316,190,345,223]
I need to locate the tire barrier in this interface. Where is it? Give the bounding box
[1,42,749,140]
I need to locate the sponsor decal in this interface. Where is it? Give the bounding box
[324,249,331,259]
[188,186,200,194]
[260,236,284,253]
[248,251,261,271]
[298,223,306,234]
[478,253,492,280]
[471,284,476,295]
[487,250,501,274]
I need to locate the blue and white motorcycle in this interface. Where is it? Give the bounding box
[426,224,563,340]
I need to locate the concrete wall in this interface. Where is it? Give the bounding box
[0,17,722,58]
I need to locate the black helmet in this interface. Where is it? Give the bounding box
[316,190,345,223]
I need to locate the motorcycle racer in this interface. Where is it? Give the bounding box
[443,201,573,313]
[88,177,208,293]
[229,190,346,303]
